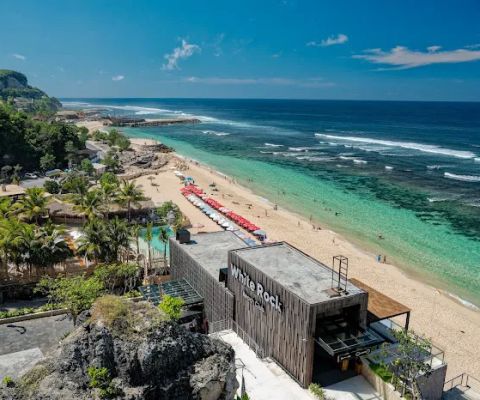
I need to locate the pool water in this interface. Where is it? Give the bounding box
[139,226,174,259]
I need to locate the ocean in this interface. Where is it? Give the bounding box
[63,98,480,308]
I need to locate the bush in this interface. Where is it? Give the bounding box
[2,376,14,387]
[36,276,104,324]
[309,383,326,399]
[370,363,393,383]
[158,295,184,321]
[123,289,141,298]
[87,366,122,399]
[0,303,59,319]
[91,295,130,328]
[43,179,60,194]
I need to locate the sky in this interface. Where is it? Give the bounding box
[1,0,480,101]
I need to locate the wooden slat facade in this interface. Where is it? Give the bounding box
[228,251,368,388]
[170,239,234,324]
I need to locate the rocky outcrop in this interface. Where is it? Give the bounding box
[0,299,238,400]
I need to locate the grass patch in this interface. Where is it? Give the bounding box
[91,295,166,337]
[17,363,53,396]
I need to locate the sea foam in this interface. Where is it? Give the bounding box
[444,172,480,182]
[264,143,283,147]
[315,133,477,159]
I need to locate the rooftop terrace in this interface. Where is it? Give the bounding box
[231,242,365,305]
[173,231,247,279]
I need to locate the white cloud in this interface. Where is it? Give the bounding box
[353,45,480,69]
[184,76,335,88]
[112,75,125,81]
[163,39,201,70]
[307,33,348,47]
[12,53,26,60]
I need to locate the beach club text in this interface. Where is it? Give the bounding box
[230,265,283,313]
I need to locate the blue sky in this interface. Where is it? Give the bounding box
[1,0,480,100]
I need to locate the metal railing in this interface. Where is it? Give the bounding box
[444,373,480,394]
[372,318,445,367]
[209,319,268,359]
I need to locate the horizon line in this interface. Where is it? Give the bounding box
[58,96,480,104]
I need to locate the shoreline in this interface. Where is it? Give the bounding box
[79,119,480,379]
[179,153,480,312]
[154,152,480,380]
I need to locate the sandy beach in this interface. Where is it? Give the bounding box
[133,153,480,380]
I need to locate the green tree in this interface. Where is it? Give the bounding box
[144,222,153,283]
[93,263,140,294]
[44,179,60,194]
[36,275,104,324]
[116,180,145,221]
[80,158,94,176]
[11,164,22,185]
[39,153,56,172]
[102,149,121,173]
[99,172,119,188]
[77,217,131,264]
[61,171,90,195]
[131,224,141,259]
[158,226,169,269]
[389,330,433,399]
[16,187,47,224]
[71,189,105,220]
[158,295,184,320]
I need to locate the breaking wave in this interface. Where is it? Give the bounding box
[264,143,283,147]
[314,133,477,159]
[444,172,480,182]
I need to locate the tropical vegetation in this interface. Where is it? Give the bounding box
[0,102,87,172]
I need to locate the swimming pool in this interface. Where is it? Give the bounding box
[139,226,174,259]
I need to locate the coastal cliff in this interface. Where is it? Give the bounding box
[0,298,237,400]
[0,70,61,112]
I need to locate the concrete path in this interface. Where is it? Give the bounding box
[213,330,381,400]
[0,314,73,356]
[0,348,44,379]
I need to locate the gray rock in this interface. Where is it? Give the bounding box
[0,302,238,400]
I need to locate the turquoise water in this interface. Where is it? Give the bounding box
[140,226,174,258]
[63,99,480,308]
[130,130,480,307]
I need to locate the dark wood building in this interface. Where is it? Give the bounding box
[170,232,384,388]
[169,231,245,324]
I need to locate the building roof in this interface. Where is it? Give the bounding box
[349,278,410,322]
[0,184,26,198]
[174,231,247,279]
[231,242,365,305]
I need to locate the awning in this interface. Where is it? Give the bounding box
[349,278,411,329]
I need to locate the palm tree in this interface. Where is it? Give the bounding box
[0,197,12,218]
[0,218,26,274]
[100,182,118,219]
[16,187,48,224]
[71,189,104,220]
[34,223,72,274]
[106,217,131,262]
[144,222,153,283]
[158,226,169,273]
[116,181,145,221]
[77,218,106,265]
[131,224,141,260]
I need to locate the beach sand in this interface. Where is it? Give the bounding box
[135,154,480,380]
